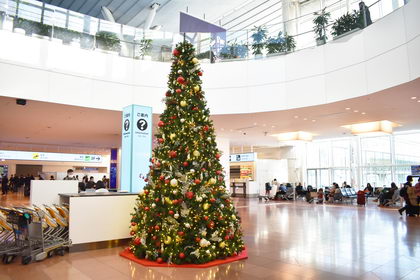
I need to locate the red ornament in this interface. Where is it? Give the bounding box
[172,199,178,205]
[224,235,230,240]
[176,89,182,94]
[144,178,148,182]
[207,221,215,229]
[215,153,221,159]
[165,179,170,184]
[178,231,184,236]
[203,216,209,221]
[144,190,149,195]
[134,237,141,245]
[177,76,185,84]
[157,257,164,263]
[192,107,199,111]
[144,207,150,211]
[158,138,164,144]
[152,235,157,240]
[183,161,189,167]
[195,237,201,242]
[179,252,186,259]
[178,198,183,203]
[210,198,216,203]
[171,115,177,120]
[169,210,174,215]
[158,121,165,127]
[165,91,171,97]
[185,191,194,199]
[130,231,135,236]
[155,198,160,202]
[155,162,161,167]
[216,170,222,175]
[159,175,165,181]
[201,168,206,172]
[131,222,137,226]
[173,49,180,56]
[194,179,201,185]
[169,150,177,158]
[197,71,203,76]
[203,125,209,132]
[154,225,160,231]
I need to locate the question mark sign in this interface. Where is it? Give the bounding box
[137,119,148,131]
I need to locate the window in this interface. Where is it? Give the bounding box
[360,136,391,166]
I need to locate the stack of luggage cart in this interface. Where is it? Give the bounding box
[0,204,71,265]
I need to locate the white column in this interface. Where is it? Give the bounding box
[282,0,300,35]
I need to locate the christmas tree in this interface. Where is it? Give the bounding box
[129,41,245,264]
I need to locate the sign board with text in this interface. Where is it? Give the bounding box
[229,153,256,162]
[0,150,102,163]
[121,105,152,192]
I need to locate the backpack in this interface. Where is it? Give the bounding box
[400,186,407,198]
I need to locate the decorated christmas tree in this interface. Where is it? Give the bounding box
[129,41,245,264]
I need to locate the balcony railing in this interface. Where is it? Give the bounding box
[0,0,407,63]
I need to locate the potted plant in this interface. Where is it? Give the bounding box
[220,39,248,60]
[313,8,330,45]
[331,10,362,39]
[95,31,121,53]
[250,26,267,58]
[137,37,153,60]
[266,31,285,55]
[282,34,296,53]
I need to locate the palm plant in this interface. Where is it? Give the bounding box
[313,8,331,44]
[331,10,362,37]
[266,31,285,54]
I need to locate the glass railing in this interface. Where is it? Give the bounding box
[0,0,408,63]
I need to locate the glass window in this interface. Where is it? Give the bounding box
[332,140,350,167]
[361,166,392,189]
[360,136,391,166]
[394,133,420,165]
[306,143,320,168]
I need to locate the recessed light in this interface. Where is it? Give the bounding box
[262,124,266,127]
[221,128,224,131]
[303,118,307,121]
[345,108,351,110]
[312,120,316,122]
[411,97,417,100]
[417,100,420,103]
[253,122,257,126]
[294,116,299,119]
[353,110,359,113]
[271,125,276,128]
[361,112,366,115]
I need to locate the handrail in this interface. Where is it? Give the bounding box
[0,0,407,63]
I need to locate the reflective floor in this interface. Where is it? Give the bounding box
[1,196,420,280]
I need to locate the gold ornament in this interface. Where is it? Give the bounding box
[170,133,176,140]
[131,225,138,232]
[180,100,187,107]
[208,178,217,185]
[193,150,200,157]
[203,203,210,210]
[179,60,184,65]
[176,236,183,243]
[219,242,226,248]
[164,236,172,245]
[165,197,173,204]
[193,85,200,92]
[192,57,199,64]
[232,215,236,220]
[170,179,178,187]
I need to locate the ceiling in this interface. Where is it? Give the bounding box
[40,0,279,32]
[1,78,420,149]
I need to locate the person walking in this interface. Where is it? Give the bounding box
[399,176,413,215]
[1,174,9,195]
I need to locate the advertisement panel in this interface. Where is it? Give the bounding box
[0,150,102,163]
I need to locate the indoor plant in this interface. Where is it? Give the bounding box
[95,31,121,52]
[331,10,362,38]
[313,8,331,45]
[282,34,296,53]
[266,31,285,55]
[250,26,267,57]
[137,37,153,59]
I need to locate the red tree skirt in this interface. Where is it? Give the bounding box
[119,247,248,268]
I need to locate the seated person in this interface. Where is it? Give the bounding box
[305,187,314,203]
[379,183,398,206]
[364,183,373,195]
[316,188,324,204]
[295,183,305,196]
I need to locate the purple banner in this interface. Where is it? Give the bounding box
[180,12,226,33]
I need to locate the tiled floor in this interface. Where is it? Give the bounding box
[1,194,420,279]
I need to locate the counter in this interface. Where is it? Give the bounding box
[59,192,138,248]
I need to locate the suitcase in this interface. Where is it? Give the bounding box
[357,191,366,205]
[406,205,419,216]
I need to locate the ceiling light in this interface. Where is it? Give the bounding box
[262,124,266,127]
[342,120,399,136]
[271,125,276,128]
[253,122,257,126]
[271,131,313,142]
[417,100,420,103]
[411,97,417,100]
[345,108,351,110]
[312,120,316,122]
[353,110,359,113]
[361,112,366,115]
[294,116,298,119]
[303,118,307,121]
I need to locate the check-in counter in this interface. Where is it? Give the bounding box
[59,192,138,249]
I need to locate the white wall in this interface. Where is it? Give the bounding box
[31,180,78,205]
[256,159,288,196]
[0,1,418,114]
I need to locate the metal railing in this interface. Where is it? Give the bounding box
[0,0,408,63]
